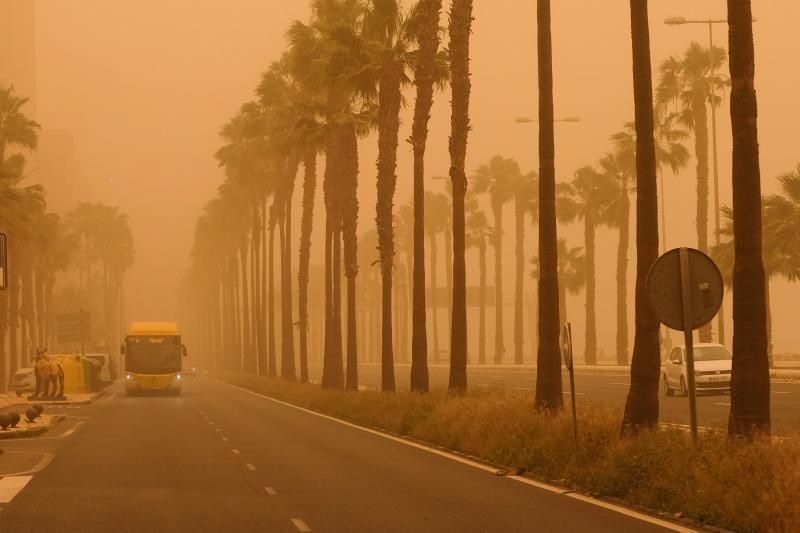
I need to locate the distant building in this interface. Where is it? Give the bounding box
[35,129,90,213]
[0,0,37,116]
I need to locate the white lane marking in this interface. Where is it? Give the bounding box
[562,392,586,396]
[291,518,312,532]
[565,492,695,531]
[0,476,33,503]
[221,436,229,442]
[515,387,535,391]
[772,391,790,394]
[610,382,628,386]
[715,402,731,406]
[245,463,256,471]
[211,377,692,532]
[0,452,55,477]
[231,448,240,455]
[264,486,277,496]
[214,428,222,432]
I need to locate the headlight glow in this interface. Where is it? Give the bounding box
[126,373,132,380]
[176,374,182,380]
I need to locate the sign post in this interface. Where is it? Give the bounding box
[0,233,7,290]
[646,247,723,444]
[561,322,578,458]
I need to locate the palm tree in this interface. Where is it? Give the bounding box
[447,0,472,392]
[424,190,449,364]
[513,171,537,365]
[473,156,517,365]
[466,197,491,365]
[656,42,727,254]
[409,0,445,393]
[621,0,662,433]
[534,0,562,410]
[598,151,634,366]
[558,166,616,366]
[532,238,585,330]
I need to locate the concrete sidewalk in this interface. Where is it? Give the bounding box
[0,391,105,411]
[0,413,66,440]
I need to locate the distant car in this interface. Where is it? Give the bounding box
[663,343,732,396]
[11,366,36,397]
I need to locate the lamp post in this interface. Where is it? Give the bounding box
[664,16,731,346]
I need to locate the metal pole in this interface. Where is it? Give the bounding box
[565,323,578,460]
[679,249,698,444]
[708,23,725,346]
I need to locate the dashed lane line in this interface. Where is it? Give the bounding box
[245,464,256,471]
[231,449,240,455]
[264,487,277,496]
[291,518,312,532]
[210,377,694,533]
[221,436,229,442]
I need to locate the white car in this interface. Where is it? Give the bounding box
[663,343,732,396]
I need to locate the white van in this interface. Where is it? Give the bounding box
[663,343,732,396]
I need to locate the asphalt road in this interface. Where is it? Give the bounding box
[308,362,800,434]
[0,378,686,532]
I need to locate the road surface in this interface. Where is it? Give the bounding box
[0,378,686,532]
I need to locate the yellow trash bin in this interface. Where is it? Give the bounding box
[56,355,91,395]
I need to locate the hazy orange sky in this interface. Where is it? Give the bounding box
[32,1,800,356]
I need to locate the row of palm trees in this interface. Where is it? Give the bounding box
[184,0,769,437]
[0,85,135,390]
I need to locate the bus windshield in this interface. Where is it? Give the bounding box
[126,336,181,374]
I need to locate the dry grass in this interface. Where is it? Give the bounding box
[219,373,800,532]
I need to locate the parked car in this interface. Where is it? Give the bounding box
[11,365,36,396]
[663,343,732,396]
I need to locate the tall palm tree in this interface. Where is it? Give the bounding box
[558,166,616,366]
[513,171,537,365]
[447,0,472,392]
[598,151,634,366]
[409,0,444,393]
[622,0,662,433]
[532,238,585,330]
[656,42,727,255]
[534,0,562,410]
[424,190,449,364]
[473,156,517,365]
[726,0,769,435]
[466,197,491,365]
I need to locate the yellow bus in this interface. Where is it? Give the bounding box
[122,322,188,395]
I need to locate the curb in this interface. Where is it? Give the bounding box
[0,414,66,440]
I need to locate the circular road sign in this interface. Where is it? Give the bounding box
[646,248,724,331]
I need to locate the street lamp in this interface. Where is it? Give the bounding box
[514,116,581,124]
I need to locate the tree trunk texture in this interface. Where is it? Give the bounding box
[534,0,563,410]
[514,197,525,365]
[492,202,504,364]
[616,190,630,365]
[298,149,317,384]
[622,0,662,433]
[727,0,770,436]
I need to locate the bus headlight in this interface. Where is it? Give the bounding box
[176,374,182,381]
[126,373,132,380]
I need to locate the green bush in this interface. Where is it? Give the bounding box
[218,373,800,532]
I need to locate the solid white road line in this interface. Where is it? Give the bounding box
[562,391,587,396]
[772,391,790,394]
[715,402,732,406]
[0,452,54,477]
[0,476,33,504]
[291,518,312,532]
[210,377,695,532]
[264,486,277,496]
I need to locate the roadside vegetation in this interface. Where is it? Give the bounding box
[220,372,800,533]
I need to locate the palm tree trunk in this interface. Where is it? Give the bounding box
[616,190,630,365]
[340,124,359,391]
[268,221,277,378]
[376,70,402,392]
[727,0,770,436]
[694,94,713,342]
[281,193,297,382]
[0,290,8,392]
[534,0,563,410]
[298,149,317,384]
[479,238,487,365]
[240,244,252,372]
[9,270,20,374]
[333,228,346,387]
[584,217,597,365]
[429,232,440,363]
[514,197,525,365]
[409,0,441,393]
[492,202,504,364]
[253,205,266,375]
[622,0,662,433]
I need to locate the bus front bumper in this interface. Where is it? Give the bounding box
[125,372,182,392]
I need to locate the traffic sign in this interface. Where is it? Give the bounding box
[0,233,7,290]
[561,323,574,371]
[646,248,723,331]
